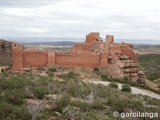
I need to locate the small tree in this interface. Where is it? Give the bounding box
[33,87,48,99]
[108,82,118,89]
[121,84,132,92]
[101,75,108,81]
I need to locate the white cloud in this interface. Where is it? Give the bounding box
[25,27,49,33]
[0,0,160,43]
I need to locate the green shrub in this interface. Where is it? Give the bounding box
[138,54,160,81]
[74,101,91,112]
[93,67,99,72]
[124,77,129,81]
[147,73,160,81]
[33,86,48,99]
[111,98,144,112]
[100,76,157,94]
[101,75,108,81]
[121,84,132,93]
[108,82,118,89]
[111,99,126,112]
[55,94,71,109]
[48,68,57,72]
[37,67,45,71]
[82,112,99,120]
[92,98,104,109]
[59,71,79,81]
[0,102,31,120]
[95,85,109,99]
[4,89,25,105]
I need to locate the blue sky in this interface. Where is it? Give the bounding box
[0,0,160,44]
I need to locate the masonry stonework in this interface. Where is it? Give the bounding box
[11,32,145,83]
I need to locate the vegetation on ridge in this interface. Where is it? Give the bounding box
[138,54,160,81]
[0,71,160,120]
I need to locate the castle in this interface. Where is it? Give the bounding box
[11,32,145,83]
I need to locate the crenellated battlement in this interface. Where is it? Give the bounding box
[24,49,48,53]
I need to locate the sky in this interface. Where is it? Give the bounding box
[0,0,160,44]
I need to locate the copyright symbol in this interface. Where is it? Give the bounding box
[113,111,119,117]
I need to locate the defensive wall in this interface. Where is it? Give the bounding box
[12,32,136,71]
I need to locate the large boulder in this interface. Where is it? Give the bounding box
[0,40,12,66]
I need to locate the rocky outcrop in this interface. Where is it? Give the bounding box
[0,39,12,66]
[100,48,146,84]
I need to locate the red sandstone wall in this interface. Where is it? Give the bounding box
[12,44,23,70]
[120,46,138,62]
[106,35,114,44]
[47,51,56,65]
[55,53,101,68]
[11,33,137,71]
[110,45,121,52]
[85,32,100,44]
[71,44,92,52]
[109,44,137,62]
[23,51,47,68]
[100,53,108,66]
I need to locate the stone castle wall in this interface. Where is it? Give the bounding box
[55,52,108,68]
[12,45,56,70]
[12,45,108,70]
[11,32,144,83]
[23,51,48,68]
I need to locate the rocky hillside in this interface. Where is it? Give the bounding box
[0,39,12,66]
[100,50,146,84]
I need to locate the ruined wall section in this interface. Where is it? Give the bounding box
[47,50,56,65]
[71,43,92,52]
[12,44,23,70]
[106,35,114,50]
[85,32,100,44]
[55,52,108,68]
[12,45,56,70]
[100,53,108,66]
[23,50,48,68]
[121,45,138,62]
[109,44,137,62]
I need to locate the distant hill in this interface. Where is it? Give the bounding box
[23,41,80,46]
[1,37,160,46]
[23,41,160,47]
[134,44,160,47]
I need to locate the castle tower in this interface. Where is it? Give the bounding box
[12,44,23,70]
[85,32,101,44]
[106,35,114,47]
